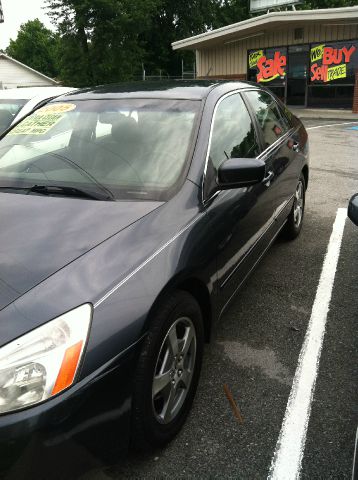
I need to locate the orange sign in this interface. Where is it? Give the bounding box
[257,51,287,83]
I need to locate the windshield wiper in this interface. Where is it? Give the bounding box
[0,185,114,201]
[0,144,116,201]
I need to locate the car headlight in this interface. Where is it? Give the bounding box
[0,304,92,414]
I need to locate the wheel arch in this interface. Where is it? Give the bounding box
[302,164,309,190]
[144,274,213,343]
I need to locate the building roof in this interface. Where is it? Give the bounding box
[0,53,58,85]
[172,6,358,51]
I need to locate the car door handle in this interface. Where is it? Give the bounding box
[292,141,300,152]
[262,170,274,185]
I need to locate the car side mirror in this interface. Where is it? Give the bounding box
[217,158,266,189]
[348,193,358,226]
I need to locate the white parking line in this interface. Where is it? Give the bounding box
[268,208,347,480]
[307,121,358,130]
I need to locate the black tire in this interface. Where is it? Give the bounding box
[282,173,306,240]
[131,290,204,451]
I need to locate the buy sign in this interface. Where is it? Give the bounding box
[311,45,356,82]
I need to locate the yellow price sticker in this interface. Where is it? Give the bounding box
[9,103,76,136]
[35,103,76,115]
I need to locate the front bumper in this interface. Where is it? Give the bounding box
[0,346,138,480]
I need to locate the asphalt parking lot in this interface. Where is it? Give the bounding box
[84,118,358,480]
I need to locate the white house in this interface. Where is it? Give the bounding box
[0,53,58,89]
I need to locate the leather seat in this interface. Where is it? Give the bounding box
[92,115,145,183]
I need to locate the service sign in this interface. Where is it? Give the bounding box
[310,41,358,83]
[248,47,287,84]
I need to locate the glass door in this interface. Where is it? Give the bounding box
[287,45,309,106]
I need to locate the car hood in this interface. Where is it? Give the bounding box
[0,193,163,310]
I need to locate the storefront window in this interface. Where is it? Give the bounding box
[247,40,358,108]
[248,47,287,102]
[308,85,354,108]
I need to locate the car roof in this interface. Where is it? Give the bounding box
[58,80,255,101]
[0,86,76,101]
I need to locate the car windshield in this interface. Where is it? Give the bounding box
[0,98,200,201]
[0,99,26,134]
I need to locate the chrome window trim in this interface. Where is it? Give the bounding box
[201,88,256,205]
[257,128,292,160]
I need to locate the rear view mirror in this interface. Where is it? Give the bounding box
[348,193,358,226]
[217,158,266,189]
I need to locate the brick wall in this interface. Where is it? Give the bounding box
[353,71,358,114]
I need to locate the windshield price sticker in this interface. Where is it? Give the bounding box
[35,103,76,115]
[9,103,76,135]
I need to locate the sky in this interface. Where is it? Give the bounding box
[0,0,54,50]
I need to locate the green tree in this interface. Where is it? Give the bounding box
[300,0,357,8]
[141,0,218,77]
[45,0,218,83]
[45,0,94,86]
[6,19,60,78]
[211,0,250,30]
[45,0,161,86]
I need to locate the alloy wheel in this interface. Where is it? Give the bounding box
[294,180,304,227]
[152,317,197,424]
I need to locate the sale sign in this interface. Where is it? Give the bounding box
[248,47,287,85]
[256,51,287,83]
[249,50,264,69]
[310,42,357,83]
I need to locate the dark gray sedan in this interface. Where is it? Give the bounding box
[0,81,308,479]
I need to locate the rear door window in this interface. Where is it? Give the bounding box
[245,90,290,149]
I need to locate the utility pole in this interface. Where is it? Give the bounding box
[0,1,4,23]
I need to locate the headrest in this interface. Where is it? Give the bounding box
[98,112,120,125]
[111,115,140,144]
[0,110,13,128]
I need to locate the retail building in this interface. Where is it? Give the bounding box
[172,6,358,111]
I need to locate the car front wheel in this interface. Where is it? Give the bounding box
[131,290,204,450]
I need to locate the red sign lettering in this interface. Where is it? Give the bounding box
[257,51,287,82]
[311,63,327,82]
[311,44,356,82]
[342,45,356,63]
[322,45,356,65]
